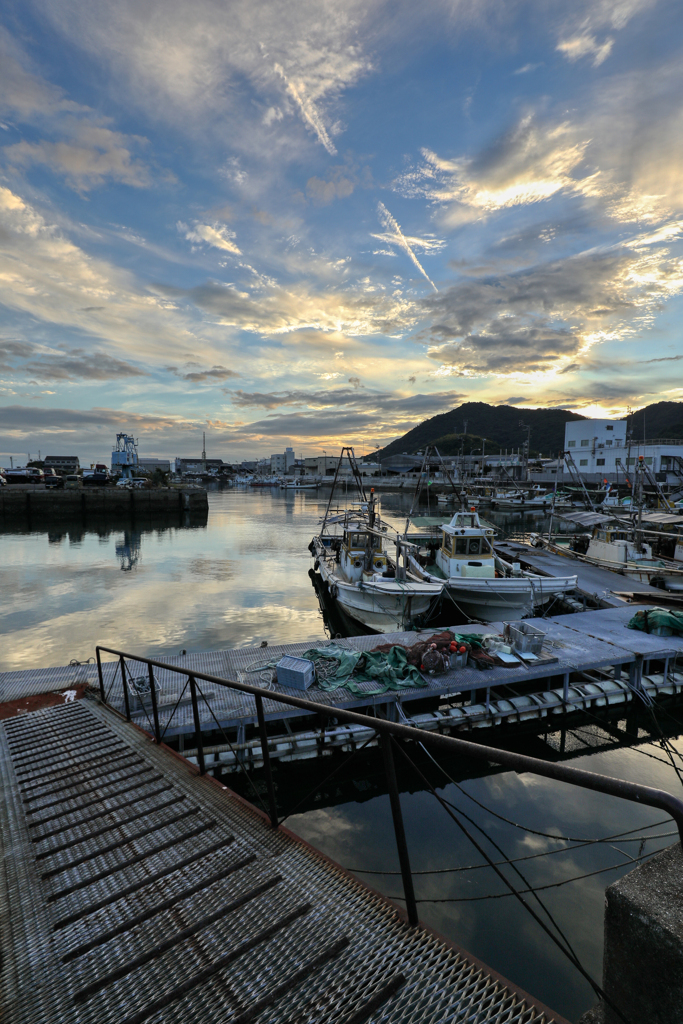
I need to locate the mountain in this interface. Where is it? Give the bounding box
[626,402,683,442]
[377,403,586,459]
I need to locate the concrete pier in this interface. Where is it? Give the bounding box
[0,484,208,518]
[580,843,683,1024]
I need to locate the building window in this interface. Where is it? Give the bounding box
[567,440,576,447]
[605,440,612,446]
[626,458,635,466]
[580,459,588,466]
[606,425,613,431]
[580,439,589,446]
[596,458,605,466]
[645,457,653,465]
[615,439,623,445]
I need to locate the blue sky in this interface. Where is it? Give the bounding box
[1,0,682,463]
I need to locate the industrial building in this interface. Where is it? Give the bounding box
[43,455,80,474]
[564,419,683,485]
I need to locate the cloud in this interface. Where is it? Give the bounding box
[228,386,462,416]
[422,239,683,375]
[556,34,614,66]
[180,221,241,254]
[0,28,79,120]
[0,340,147,381]
[274,63,338,155]
[376,202,438,291]
[30,0,371,162]
[306,173,355,205]
[5,123,152,190]
[397,117,595,218]
[0,185,203,364]
[169,363,239,382]
[167,278,417,338]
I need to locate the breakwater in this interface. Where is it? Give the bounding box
[0,485,207,519]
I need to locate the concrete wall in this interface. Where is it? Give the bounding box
[580,842,683,1024]
[0,486,208,519]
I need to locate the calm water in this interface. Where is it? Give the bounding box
[1,487,681,1021]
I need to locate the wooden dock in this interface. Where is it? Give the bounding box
[0,699,567,1024]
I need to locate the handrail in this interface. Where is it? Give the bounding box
[96,644,683,846]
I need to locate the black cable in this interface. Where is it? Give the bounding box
[397,739,587,970]
[384,848,658,902]
[392,738,632,1024]
[344,828,676,875]
[278,732,376,825]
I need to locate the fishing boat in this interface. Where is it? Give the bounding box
[281,479,320,490]
[491,488,574,511]
[311,492,443,632]
[546,511,683,587]
[310,448,443,632]
[405,510,578,621]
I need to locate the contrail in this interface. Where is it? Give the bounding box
[274,64,337,155]
[377,202,437,291]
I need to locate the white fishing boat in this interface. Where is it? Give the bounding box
[547,512,683,587]
[492,488,574,511]
[406,510,578,621]
[310,481,443,633]
[281,479,320,490]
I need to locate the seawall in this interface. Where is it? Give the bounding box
[0,485,208,519]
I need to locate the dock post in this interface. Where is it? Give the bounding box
[96,648,105,702]
[188,675,206,774]
[120,655,131,721]
[255,694,279,827]
[147,662,161,743]
[381,734,418,926]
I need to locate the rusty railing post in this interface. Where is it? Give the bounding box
[119,655,131,721]
[255,694,278,827]
[381,734,418,926]
[148,662,161,743]
[96,647,105,702]
[188,674,206,774]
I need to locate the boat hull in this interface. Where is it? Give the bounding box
[315,553,442,632]
[409,556,577,621]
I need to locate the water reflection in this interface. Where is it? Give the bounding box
[115,531,141,572]
[2,486,682,1020]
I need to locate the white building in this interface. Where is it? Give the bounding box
[270,447,296,474]
[563,419,683,484]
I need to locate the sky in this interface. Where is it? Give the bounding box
[1,0,682,464]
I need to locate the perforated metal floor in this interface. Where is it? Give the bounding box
[0,700,566,1024]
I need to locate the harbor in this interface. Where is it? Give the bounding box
[3,482,683,1021]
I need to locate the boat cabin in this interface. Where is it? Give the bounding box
[586,527,653,564]
[339,525,387,581]
[437,511,496,579]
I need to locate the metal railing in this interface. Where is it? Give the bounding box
[96,644,683,929]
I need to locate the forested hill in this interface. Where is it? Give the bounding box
[377,403,586,459]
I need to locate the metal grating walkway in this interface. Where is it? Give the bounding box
[0,700,566,1024]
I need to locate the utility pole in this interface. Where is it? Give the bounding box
[201,431,207,473]
[518,421,531,482]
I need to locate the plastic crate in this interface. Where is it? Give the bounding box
[504,621,546,655]
[276,655,316,690]
[449,651,468,670]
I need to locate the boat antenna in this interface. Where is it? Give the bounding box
[320,446,367,533]
[405,447,431,535]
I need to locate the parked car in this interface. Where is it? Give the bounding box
[64,474,82,489]
[44,470,64,488]
[117,476,149,489]
[0,473,6,487]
